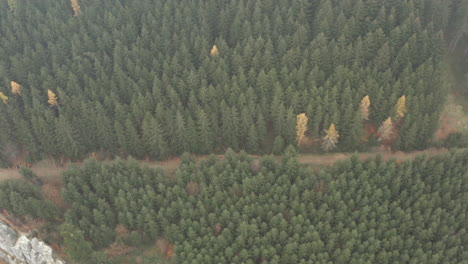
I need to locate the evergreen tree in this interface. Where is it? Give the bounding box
[247,124,259,153]
[56,114,82,160]
[174,112,188,154]
[60,223,93,263]
[197,110,213,154]
[272,136,285,155]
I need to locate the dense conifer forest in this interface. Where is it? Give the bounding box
[0,0,467,263]
[1,150,461,263]
[0,0,467,166]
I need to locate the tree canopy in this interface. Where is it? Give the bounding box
[58,150,468,263]
[0,0,462,166]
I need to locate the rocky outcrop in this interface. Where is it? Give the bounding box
[0,221,63,264]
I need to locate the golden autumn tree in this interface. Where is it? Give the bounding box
[0,92,8,104]
[48,90,58,106]
[296,113,308,145]
[378,117,393,141]
[11,81,21,95]
[322,124,339,151]
[360,95,370,120]
[7,0,17,11]
[210,45,219,56]
[395,95,407,119]
[70,0,80,16]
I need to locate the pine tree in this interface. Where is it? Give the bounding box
[229,106,240,151]
[296,113,308,145]
[257,113,267,150]
[60,223,93,262]
[56,114,83,160]
[283,108,297,146]
[322,124,339,151]
[247,124,259,153]
[272,136,285,155]
[124,118,143,158]
[197,110,212,153]
[174,112,188,154]
[349,109,364,149]
[94,104,115,153]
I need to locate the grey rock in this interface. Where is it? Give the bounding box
[0,221,64,264]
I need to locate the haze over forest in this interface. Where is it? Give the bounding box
[0,0,467,263]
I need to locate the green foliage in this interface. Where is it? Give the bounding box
[0,0,459,164]
[19,167,34,180]
[0,180,58,221]
[440,132,468,148]
[61,150,468,263]
[62,159,167,249]
[272,136,285,155]
[60,223,93,263]
[19,167,42,185]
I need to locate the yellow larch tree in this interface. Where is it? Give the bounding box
[395,95,407,119]
[7,0,17,11]
[322,124,339,151]
[360,95,370,120]
[48,90,58,106]
[378,117,393,141]
[70,0,80,16]
[0,92,8,104]
[210,45,219,56]
[11,81,21,95]
[296,113,308,145]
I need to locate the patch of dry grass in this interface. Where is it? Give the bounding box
[0,169,21,181]
[41,183,67,209]
[1,148,463,189]
[435,95,468,140]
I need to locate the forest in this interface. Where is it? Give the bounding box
[0,0,467,263]
[1,150,466,263]
[0,0,467,167]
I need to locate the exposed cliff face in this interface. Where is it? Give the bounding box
[0,221,63,264]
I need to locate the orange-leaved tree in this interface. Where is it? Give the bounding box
[70,0,80,16]
[11,81,21,95]
[0,92,8,104]
[360,95,370,120]
[210,45,219,56]
[296,113,308,145]
[48,90,58,106]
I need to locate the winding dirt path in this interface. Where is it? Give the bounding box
[0,148,458,184]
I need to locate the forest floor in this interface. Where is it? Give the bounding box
[0,147,459,184]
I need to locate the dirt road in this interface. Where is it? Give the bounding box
[0,148,458,184]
